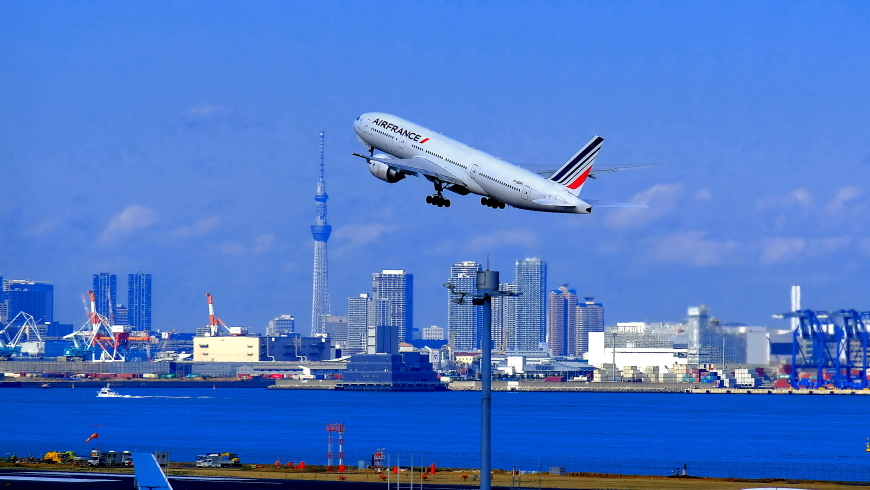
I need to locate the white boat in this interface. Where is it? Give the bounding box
[97,383,123,397]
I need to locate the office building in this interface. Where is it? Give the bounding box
[0,274,6,322]
[267,315,295,336]
[366,297,391,354]
[492,282,518,353]
[346,294,370,355]
[422,326,445,340]
[547,287,577,357]
[371,270,413,343]
[114,305,129,327]
[447,261,481,351]
[4,280,53,323]
[322,315,348,348]
[576,296,604,356]
[686,305,709,361]
[92,273,117,321]
[512,258,547,351]
[128,272,152,331]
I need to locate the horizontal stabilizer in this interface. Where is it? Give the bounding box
[352,153,464,186]
[585,199,647,208]
[533,198,575,207]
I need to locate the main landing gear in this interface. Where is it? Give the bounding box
[427,181,450,207]
[426,195,450,207]
[481,197,505,209]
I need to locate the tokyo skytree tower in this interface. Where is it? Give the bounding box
[310,131,331,335]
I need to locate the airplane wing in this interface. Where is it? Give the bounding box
[352,153,465,186]
[585,199,647,208]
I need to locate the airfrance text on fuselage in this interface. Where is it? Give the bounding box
[372,118,427,142]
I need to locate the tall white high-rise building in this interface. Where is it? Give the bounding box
[492,282,518,353]
[447,261,482,351]
[512,258,547,351]
[310,132,332,336]
[346,294,370,355]
[371,270,413,343]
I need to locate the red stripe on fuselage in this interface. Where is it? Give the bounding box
[419,137,429,143]
[567,167,593,189]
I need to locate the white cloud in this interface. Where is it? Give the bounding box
[331,223,395,256]
[759,237,805,263]
[218,233,275,255]
[826,186,862,213]
[25,215,67,236]
[184,103,234,120]
[605,183,684,229]
[755,188,812,210]
[251,233,274,254]
[467,229,539,250]
[98,205,159,244]
[219,241,247,255]
[170,216,221,238]
[695,189,713,201]
[646,231,739,266]
[760,236,852,263]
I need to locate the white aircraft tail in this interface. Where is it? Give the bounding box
[133,453,173,490]
[548,136,604,196]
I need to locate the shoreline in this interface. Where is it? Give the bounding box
[2,462,869,490]
[5,378,870,394]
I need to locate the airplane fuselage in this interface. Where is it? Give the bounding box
[353,113,593,214]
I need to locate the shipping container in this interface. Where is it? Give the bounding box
[268,374,284,379]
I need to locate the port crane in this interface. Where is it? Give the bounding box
[205,294,245,336]
[63,291,128,361]
[0,312,43,360]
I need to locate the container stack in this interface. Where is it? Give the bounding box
[593,363,622,382]
[734,368,762,387]
[643,366,660,382]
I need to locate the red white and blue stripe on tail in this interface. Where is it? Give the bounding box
[548,136,604,195]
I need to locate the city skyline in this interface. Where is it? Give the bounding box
[2,3,869,333]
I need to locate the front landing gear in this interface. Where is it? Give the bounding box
[427,181,451,207]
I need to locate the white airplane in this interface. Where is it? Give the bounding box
[352,113,652,214]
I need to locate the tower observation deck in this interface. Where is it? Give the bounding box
[311,131,331,335]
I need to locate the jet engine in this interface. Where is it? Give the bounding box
[368,158,406,183]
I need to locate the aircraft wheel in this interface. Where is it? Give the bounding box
[444,199,451,207]
[481,197,488,206]
[426,195,433,204]
[499,202,505,209]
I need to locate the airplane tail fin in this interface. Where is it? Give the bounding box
[548,136,604,196]
[133,453,173,490]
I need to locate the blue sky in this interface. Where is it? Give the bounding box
[2,2,869,333]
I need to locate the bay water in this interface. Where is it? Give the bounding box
[1,387,868,482]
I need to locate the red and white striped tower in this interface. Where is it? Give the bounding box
[337,424,345,473]
[326,423,345,473]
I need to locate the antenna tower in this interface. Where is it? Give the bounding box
[311,131,332,335]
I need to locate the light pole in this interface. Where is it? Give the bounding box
[445,269,519,490]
